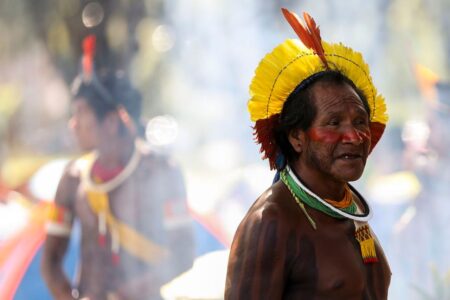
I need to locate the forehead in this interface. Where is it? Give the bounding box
[310,81,366,113]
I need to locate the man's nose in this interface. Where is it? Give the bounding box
[341,125,363,144]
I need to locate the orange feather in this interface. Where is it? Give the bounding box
[281,8,329,68]
[82,35,96,78]
[303,12,328,68]
[281,8,314,49]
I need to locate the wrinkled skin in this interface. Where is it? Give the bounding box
[293,81,372,200]
[225,81,391,299]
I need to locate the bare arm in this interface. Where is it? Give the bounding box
[225,203,290,300]
[41,235,73,300]
[40,162,78,300]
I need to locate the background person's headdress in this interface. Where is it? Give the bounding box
[248,8,388,170]
[72,34,141,136]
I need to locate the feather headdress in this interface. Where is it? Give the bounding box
[76,35,138,135]
[249,8,388,169]
[82,35,96,80]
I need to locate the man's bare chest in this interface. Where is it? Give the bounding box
[286,219,389,299]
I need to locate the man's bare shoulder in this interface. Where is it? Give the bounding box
[65,158,83,177]
[242,180,300,229]
[229,180,306,268]
[55,158,83,186]
[53,158,83,206]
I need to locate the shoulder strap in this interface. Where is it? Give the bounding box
[79,146,169,265]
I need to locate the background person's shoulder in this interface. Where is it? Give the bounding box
[138,143,181,174]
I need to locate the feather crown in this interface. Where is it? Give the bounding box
[248,8,388,169]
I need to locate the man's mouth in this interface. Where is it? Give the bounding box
[337,153,363,160]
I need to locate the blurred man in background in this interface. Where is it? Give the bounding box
[391,81,450,299]
[41,37,194,299]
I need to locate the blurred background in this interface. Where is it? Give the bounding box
[0,0,449,299]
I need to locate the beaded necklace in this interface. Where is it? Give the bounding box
[282,166,372,222]
[280,167,378,263]
[281,169,357,219]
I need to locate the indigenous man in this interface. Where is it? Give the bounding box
[41,36,194,300]
[225,9,391,300]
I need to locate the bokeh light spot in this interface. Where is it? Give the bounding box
[82,2,104,28]
[146,115,179,146]
[152,25,175,52]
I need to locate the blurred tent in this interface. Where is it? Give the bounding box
[0,158,79,300]
[0,155,56,191]
[0,158,228,299]
[0,196,79,300]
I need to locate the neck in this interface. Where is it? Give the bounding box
[96,135,135,168]
[290,163,346,202]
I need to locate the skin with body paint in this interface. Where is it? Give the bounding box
[225,80,391,300]
[290,81,372,200]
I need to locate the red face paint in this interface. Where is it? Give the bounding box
[307,127,371,144]
[359,128,371,142]
[341,127,371,143]
[307,128,342,143]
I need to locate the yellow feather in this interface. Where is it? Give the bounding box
[248,39,388,126]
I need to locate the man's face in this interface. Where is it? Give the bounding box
[297,81,371,184]
[68,98,99,151]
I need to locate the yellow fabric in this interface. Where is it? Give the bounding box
[86,190,168,265]
[46,203,70,223]
[248,39,388,125]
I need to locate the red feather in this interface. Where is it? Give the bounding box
[82,35,96,78]
[254,114,280,170]
[281,8,329,68]
[281,8,314,49]
[369,122,385,153]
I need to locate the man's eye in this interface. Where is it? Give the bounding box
[327,120,339,126]
[354,118,368,126]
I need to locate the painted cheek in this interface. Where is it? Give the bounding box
[308,127,371,144]
[342,128,371,143]
[358,128,371,143]
[307,128,342,144]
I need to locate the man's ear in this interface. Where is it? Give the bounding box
[288,129,306,154]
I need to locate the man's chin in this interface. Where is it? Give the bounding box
[334,168,364,182]
[78,143,96,152]
[334,161,366,182]
[343,175,363,182]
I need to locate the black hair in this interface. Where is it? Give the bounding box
[274,70,371,169]
[71,70,142,122]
